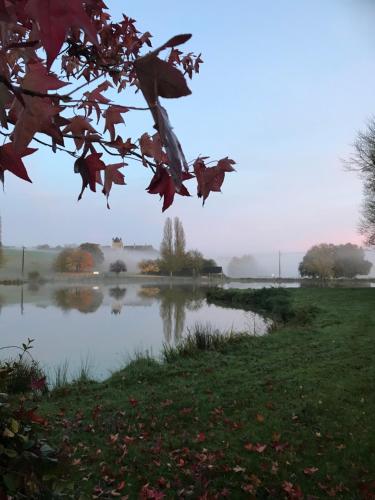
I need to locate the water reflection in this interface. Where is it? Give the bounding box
[0,282,271,380]
[140,285,207,342]
[53,287,103,313]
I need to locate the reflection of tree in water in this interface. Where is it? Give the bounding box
[0,293,3,314]
[109,287,127,300]
[0,247,4,269]
[155,286,208,343]
[109,287,127,315]
[53,287,103,313]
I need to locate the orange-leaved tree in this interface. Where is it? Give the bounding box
[0,1,235,211]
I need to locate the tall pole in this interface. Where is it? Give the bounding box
[21,246,25,276]
[278,251,281,280]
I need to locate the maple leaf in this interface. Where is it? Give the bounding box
[82,81,113,122]
[25,0,99,68]
[0,143,36,184]
[110,136,136,157]
[197,432,206,442]
[12,97,63,152]
[102,162,126,208]
[146,166,193,211]
[104,105,129,141]
[63,116,97,150]
[75,151,105,200]
[194,157,236,204]
[139,132,168,164]
[21,62,69,93]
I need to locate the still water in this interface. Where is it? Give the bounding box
[0,282,272,380]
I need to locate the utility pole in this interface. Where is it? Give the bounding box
[21,246,25,276]
[278,251,281,280]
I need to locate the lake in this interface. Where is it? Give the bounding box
[0,281,273,381]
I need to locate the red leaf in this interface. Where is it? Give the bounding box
[197,432,206,442]
[129,397,138,407]
[146,166,193,211]
[63,116,97,150]
[30,376,46,391]
[194,157,235,204]
[21,62,69,93]
[303,467,319,475]
[26,409,48,426]
[110,136,136,157]
[25,0,98,68]
[0,143,36,183]
[102,162,126,208]
[75,151,105,200]
[103,105,129,141]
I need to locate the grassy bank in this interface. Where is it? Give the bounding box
[36,288,375,498]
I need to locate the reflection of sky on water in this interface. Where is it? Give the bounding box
[0,283,270,380]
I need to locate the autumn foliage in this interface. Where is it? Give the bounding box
[53,248,94,273]
[0,1,234,210]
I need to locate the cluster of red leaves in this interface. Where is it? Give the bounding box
[0,0,234,210]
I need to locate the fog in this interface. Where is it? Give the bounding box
[100,247,159,274]
[218,251,375,279]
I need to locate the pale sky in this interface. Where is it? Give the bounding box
[1,0,375,257]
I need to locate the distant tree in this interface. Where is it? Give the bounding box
[299,243,372,279]
[185,250,205,275]
[110,260,127,275]
[332,244,372,278]
[36,244,50,250]
[174,217,186,269]
[79,243,104,266]
[348,119,375,245]
[299,244,335,279]
[53,249,94,273]
[227,255,256,278]
[138,259,160,274]
[160,218,174,273]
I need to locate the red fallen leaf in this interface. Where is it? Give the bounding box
[272,441,289,452]
[197,432,206,442]
[256,413,265,423]
[146,166,193,211]
[30,376,46,391]
[102,162,126,208]
[116,481,126,491]
[75,151,105,200]
[104,105,129,141]
[109,433,119,444]
[244,443,254,451]
[282,481,303,499]
[129,397,138,407]
[179,407,193,415]
[26,409,48,426]
[253,443,267,453]
[140,484,166,499]
[303,467,319,475]
[161,399,173,407]
[0,143,36,183]
[25,0,98,69]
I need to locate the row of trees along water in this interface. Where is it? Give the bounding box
[139,217,218,276]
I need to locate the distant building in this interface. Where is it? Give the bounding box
[112,237,124,250]
[124,244,156,252]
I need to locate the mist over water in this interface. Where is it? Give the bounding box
[218,251,375,278]
[101,247,159,274]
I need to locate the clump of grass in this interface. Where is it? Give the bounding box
[0,358,46,394]
[51,360,70,390]
[162,323,249,362]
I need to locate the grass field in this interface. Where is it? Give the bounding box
[35,288,375,498]
[0,247,58,278]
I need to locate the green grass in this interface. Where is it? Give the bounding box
[38,288,375,498]
[0,248,58,278]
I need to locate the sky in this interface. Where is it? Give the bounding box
[1,0,375,259]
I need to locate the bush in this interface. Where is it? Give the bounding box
[109,260,127,274]
[0,341,64,498]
